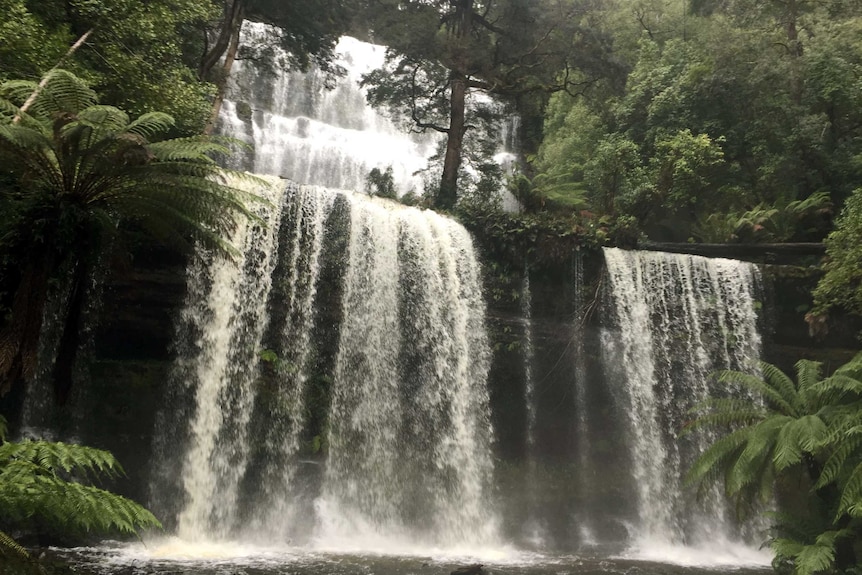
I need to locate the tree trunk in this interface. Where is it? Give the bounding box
[437,0,474,209]
[52,259,89,405]
[203,17,244,135]
[439,72,467,209]
[0,255,52,396]
[199,0,246,82]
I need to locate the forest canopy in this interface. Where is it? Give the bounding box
[1,0,860,318]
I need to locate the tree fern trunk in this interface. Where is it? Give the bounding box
[0,254,52,397]
[52,258,88,405]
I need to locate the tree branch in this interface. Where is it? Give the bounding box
[14,29,94,124]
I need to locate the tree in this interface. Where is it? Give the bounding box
[361,0,619,209]
[0,0,225,135]
[0,415,160,570]
[0,69,263,400]
[197,0,351,132]
[685,355,862,575]
[810,188,862,329]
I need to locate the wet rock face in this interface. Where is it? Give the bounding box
[9,231,859,551]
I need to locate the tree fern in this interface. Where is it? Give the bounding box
[0,416,160,569]
[0,69,269,397]
[686,356,862,573]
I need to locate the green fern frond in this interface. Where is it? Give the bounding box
[833,352,862,380]
[727,418,784,495]
[759,361,802,412]
[795,359,823,400]
[816,429,862,489]
[147,137,231,163]
[771,537,805,561]
[794,540,836,575]
[1,70,97,118]
[0,440,124,478]
[682,407,765,433]
[715,369,797,415]
[685,426,751,489]
[124,112,175,139]
[0,461,161,535]
[0,530,29,561]
[0,529,43,574]
[837,460,862,518]
[816,374,862,403]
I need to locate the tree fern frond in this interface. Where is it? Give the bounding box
[771,537,805,562]
[0,440,124,479]
[682,407,765,434]
[816,374,862,403]
[2,70,97,118]
[0,124,52,152]
[796,360,823,396]
[794,539,836,575]
[837,460,862,518]
[0,530,42,574]
[727,420,781,495]
[124,112,175,139]
[759,361,802,412]
[817,432,862,489]
[715,369,797,415]
[147,137,232,163]
[62,106,131,147]
[685,426,751,490]
[833,352,862,380]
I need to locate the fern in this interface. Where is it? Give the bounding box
[0,416,161,569]
[715,368,797,415]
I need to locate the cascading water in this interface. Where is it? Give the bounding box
[601,248,763,557]
[317,199,497,550]
[157,179,499,550]
[173,177,285,540]
[218,23,437,194]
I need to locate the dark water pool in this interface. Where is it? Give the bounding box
[41,540,773,575]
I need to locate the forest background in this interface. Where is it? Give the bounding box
[3,0,860,326]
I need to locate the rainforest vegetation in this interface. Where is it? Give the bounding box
[1,0,862,573]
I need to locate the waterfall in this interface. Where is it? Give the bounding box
[159,180,499,549]
[316,196,497,549]
[173,177,285,541]
[218,23,437,195]
[601,248,762,552]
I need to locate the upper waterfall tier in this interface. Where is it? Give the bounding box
[218,23,438,195]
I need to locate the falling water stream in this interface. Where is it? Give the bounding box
[601,248,764,561]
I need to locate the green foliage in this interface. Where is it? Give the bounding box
[365,166,397,200]
[531,1,862,243]
[0,415,160,568]
[0,0,221,134]
[812,188,862,323]
[686,353,862,574]
[0,69,265,396]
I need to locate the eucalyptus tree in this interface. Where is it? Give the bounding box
[0,69,262,401]
[359,0,619,209]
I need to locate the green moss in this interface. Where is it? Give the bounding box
[235,101,253,122]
